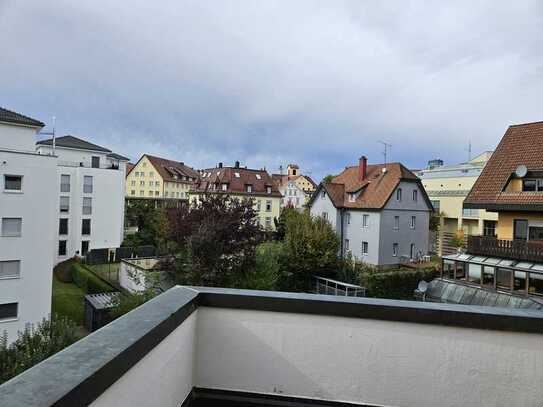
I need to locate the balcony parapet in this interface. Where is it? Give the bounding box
[468,235,543,262]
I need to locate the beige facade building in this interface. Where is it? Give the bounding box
[272,164,317,209]
[415,152,498,255]
[126,154,198,200]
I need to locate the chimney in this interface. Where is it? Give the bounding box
[218,162,223,168]
[235,161,240,168]
[359,156,367,181]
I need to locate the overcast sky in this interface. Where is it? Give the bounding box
[1,1,542,180]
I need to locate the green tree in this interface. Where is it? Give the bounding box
[278,210,340,291]
[322,174,335,183]
[123,201,169,249]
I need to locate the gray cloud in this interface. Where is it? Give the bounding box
[1,0,542,179]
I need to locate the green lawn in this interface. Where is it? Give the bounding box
[51,274,86,326]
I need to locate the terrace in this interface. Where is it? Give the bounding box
[468,235,543,263]
[1,287,543,406]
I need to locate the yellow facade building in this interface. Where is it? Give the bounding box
[126,154,199,200]
[189,162,282,229]
[416,152,498,255]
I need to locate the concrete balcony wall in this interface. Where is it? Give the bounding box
[3,287,543,407]
[196,307,543,407]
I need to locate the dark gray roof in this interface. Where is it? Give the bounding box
[0,107,44,127]
[37,135,111,153]
[107,152,131,161]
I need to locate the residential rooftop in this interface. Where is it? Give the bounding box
[0,106,44,128]
[1,286,542,406]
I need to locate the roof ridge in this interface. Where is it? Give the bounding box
[508,120,543,128]
[0,106,44,127]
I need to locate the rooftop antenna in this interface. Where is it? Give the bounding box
[466,140,472,162]
[38,116,56,156]
[279,164,283,176]
[378,140,392,167]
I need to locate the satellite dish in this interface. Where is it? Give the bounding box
[515,165,528,178]
[417,280,428,293]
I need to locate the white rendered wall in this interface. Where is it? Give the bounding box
[195,307,543,407]
[90,311,197,407]
[0,123,38,152]
[54,163,125,264]
[309,192,339,231]
[0,147,57,342]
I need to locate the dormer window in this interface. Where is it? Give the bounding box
[266,186,272,194]
[349,193,356,202]
[523,179,543,192]
[246,184,253,193]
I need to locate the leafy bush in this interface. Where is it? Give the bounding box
[359,267,439,300]
[0,315,78,385]
[233,241,283,290]
[110,290,156,319]
[53,257,78,283]
[71,263,115,294]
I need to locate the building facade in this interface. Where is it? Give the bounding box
[309,156,433,267]
[272,164,316,210]
[415,152,498,255]
[36,136,128,264]
[439,121,543,300]
[0,108,57,342]
[190,162,281,229]
[126,154,198,201]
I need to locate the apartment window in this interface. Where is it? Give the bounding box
[153,191,158,196]
[0,261,20,279]
[483,220,496,237]
[345,239,350,252]
[529,226,543,241]
[361,241,368,255]
[149,181,154,187]
[131,190,135,196]
[148,190,153,196]
[410,216,416,229]
[363,214,369,228]
[522,179,540,192]
[165,191,169,197]
[322,212,328,220]
[256,201,261,211]
[83,176,93,193]
[82,219,91,235]
[91,156,100,168]
[131,180,136,186]
[431,200,440,211]
[246,185,253,193]
[393,243,398,257]
[135,172,139,177]
[0,303,18,320]
[4,175,22,191]
[140,190,144,196]
[412,189,418,202]
[266,186,272,194]
[81,241,90,256]
[60,196,70,213]
[266,200,272,212]
[59,218,68,235]
[462,208,479,217]
[396,188,402,201]
[155,181,160,187]
[82,197,92,215]
[514,219,528,241]
[346,212,351,224]
[60,174,70,192]
[1,218,22,237]
[394,216,400,230]
[222,183,228,191]
[149,171,154,177]
[58,240,67,256]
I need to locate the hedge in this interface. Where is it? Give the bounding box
[71,263,115,294]
[359,267,439,300]
[53,258,78,283]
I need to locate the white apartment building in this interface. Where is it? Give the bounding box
[0,107,58,342]
[36,135,129,264]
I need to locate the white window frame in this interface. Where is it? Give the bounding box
[0,302,18,321]
[3,174,23,193]
[394,216,400,230]
[393,243,399,257]
[1,218,22,237]
[0,260,21,280]
[362,241,369,255]
[396,188,402,201]
[83,176,93,194]
[266,200,272,212]
[412,189,418,202]
[60,174,71,193]
[82,197,92,215]
[363,214,369,228]
[411,216,416,229]
[60,196,70,213]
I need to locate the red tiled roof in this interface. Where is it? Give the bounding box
[464,121,543,210]
[195,166,281,197]
[311,162,429,210]
[134,154,199,183]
